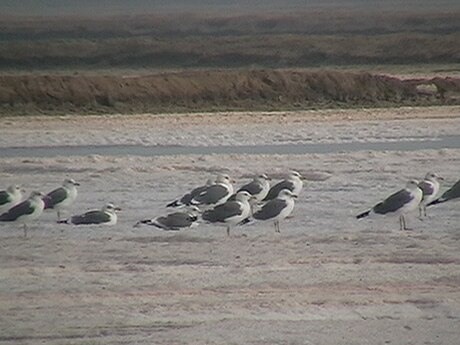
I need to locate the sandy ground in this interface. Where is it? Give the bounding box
[0,107,459,344]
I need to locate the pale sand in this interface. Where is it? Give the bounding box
[0,106,459,344]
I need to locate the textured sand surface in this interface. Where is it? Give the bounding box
[0,107,459,344]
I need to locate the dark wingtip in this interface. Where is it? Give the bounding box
[356,210,371,219]
[166,200,179,208]
[427,198,444,207]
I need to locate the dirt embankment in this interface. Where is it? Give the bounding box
[1,70,460,115]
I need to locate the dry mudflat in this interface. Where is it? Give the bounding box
[0,107,459,344]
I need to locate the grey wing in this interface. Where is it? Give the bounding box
[253,199,287,220]
[441,179,460,201]
[158,212,197,230]
[180,185,208,205]
[373,189,414,214]
[0,191,10,206]
[202,202,243,223]
[263,181,294,201]
[45,187,68,209]
[418,181,434,197]
[237,181,263,195]
[193,185,229,205]
[70,211,111,225]
[0,200,34,221]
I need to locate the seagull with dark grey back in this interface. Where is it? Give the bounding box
[357,180,423,230]
[263,171,304,201]
[0,191,48,237]
[253,189,297,233]
[58,203,121,225]
[0,185,25,214]
[44,178,80,220]
[202,191,252,236]
[418,172,443,218]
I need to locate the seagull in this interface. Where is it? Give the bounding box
[428,178,460,206]
[58,203,121,225]
[357,180,423,230]
[263,171,304,201]
[134,210,199,231]
[418,172,443,217]
[0,191,47,237]
[229,174,271,203]
[190,174,234,209]
[167,178,215,208]
[0,185,24,214]
[253,189,297,233]
[44,178,80,220]
[202,191,252,236]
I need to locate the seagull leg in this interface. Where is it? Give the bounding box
[226,226,231,237]
[23,224,28,238]
[57,210,61,221]
[423,205,427,218]
[399,215,404,231]
[275,220,280,233]
[401,215,412,231]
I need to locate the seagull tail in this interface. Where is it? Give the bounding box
[356,210,371,219]
[166,200,180,208]
[238,217,252,226]
[133,219,154,227]
[427,198,446,207]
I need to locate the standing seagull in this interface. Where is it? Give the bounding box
[134,210,199,231]
[167,178,215,208]
[418,172,443,217]
[44,178,80,220]
[263,171,304,201]
[0,191,47,237]
[357,180,423,230]
[428,178,460,206]
[58,203,121,225]
[233,174,271,203]
[0,185,24,213]
[253,189,297,233]
[191,174,234,209]
[202,191,252,236]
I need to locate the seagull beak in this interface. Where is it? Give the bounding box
[438,176,445,181]
[292,194,298,198]
[74,182,81,186]
[115,207,122,211]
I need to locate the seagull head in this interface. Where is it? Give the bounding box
[406,180,420,190]
[7,185,24,195]
[64,178,80,187]
[278,189,298,199]
[257,173,271,181]
[424,172,444,182]
[30,191,48,201]
[288,171,303,180]
[103,203,122,213]
[235,190,252,202]
[216,174,234,185]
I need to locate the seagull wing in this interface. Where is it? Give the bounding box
[0,199,34,221]
[373,189,414,214]
[44,187,68,209]
[202,201,243,223]
[253,199,287,220]
[70,210,111,225]
[263,180,294,201]
[0,191,11,206]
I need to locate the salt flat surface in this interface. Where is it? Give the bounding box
[0,108,459,344]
